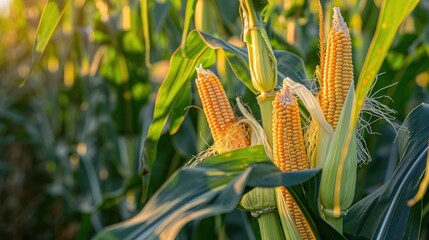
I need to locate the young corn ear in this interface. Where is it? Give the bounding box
[240,0,277,93]
[321,7,354,130]
[273,84,314,239]
[195,66,250,154]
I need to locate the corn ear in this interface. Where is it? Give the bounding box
[272,84,314,239]
[317,9,357,229]
[272,85,309,173]
[195,66,250,154]
[282,77,334,168]
[240,0,277,93]
[320,7,354,130]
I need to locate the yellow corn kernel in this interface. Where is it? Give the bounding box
[321,7,353,130]
[272,84,314,239]
[196,67,250,153]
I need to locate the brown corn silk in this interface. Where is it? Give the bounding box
[195,67,250,153]
[273,85,314,239]
[321,7,353,130]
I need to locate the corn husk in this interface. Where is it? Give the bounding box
[240,0,277,93]
[276,188,302,240]
[319,84,357,232]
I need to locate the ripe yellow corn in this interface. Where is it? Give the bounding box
[196,67,250,153]
[321,7,353,130]
[272,84,314,239]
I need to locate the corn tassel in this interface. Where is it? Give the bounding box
[195,66,250,153]
[273,84,314,239]
[321,7,354,130]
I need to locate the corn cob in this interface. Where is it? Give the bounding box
[272,84,314,239]
[195,66,250,153]
[321,7,353,130]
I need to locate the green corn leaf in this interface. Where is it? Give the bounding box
[344,103,429,239]
[404,201,422,240]
[352,0,420,127]
[27,0,72,84]
[96,145,344,239]
[181,0,196,49]
[141,0,152,67]
[171,116,198,159]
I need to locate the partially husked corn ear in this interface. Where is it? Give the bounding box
[196,67,235,141]
[321,7,353,130]
[273,86,309,173]
[195,66,250,153]
[272,84,314,239]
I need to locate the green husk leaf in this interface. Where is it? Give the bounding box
[319,84,357,232]
[275,188,302,240]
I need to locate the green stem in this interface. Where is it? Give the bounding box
[257,212,283,240]
[257,92,275,147]
[255,92,283,239]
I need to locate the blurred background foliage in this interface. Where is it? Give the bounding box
[0,0,428,239]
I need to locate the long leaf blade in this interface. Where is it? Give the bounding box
[352,0,420,125]
[98,145,343,239]
[344,103,429,239]
[28,0,72,83]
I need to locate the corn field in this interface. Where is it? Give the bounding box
[1,0,429,239]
